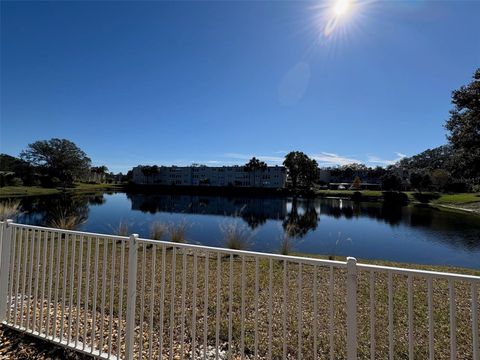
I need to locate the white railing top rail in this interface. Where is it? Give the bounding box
[136,236,348,267]
[357,263,480,282]
[9,222,130,242]
[5,221,480,282]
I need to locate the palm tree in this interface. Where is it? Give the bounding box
[244,157,267,187]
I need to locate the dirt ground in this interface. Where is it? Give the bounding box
[0,325,92,360]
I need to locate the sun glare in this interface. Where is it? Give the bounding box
[332,0,351,17]
[313,0,362,40]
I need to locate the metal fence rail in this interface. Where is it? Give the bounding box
[0,220,479,360]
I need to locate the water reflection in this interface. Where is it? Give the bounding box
[14,193,101,229]
[283,197,318,238]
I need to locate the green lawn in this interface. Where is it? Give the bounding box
[0,183,124,198]
[313,189,384,199]
[433,192,480,204]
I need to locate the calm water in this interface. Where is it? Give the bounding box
[10,191,480,269]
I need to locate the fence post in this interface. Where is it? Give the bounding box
[346,257,358,360]
[125,233,139,360]
[0,220,13,323]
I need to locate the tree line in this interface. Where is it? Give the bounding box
[0,139,112,188]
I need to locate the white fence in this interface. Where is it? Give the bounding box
[0,220,479,359]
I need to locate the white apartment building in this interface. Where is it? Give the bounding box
[131,165,287,188]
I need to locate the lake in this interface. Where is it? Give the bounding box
[8,191,480,269]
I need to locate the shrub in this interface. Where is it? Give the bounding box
[115,221,129,236]
[0,200,21,221]
[168,221,187,243]
[412,192,440,203]
[8,177,23,186]
[220,221,253,251]
[382,191,409,205]
[150,221,167,240]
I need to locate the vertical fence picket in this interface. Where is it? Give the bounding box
[388,271,394,360]
[83,236,92,351]
[75,235,84,348]
[191,252,198,360]
[180,252,187,360]
[228,254,233,359]
[158,244,166,359]
[169,246,177,360]
[60,233,69,342]
[215,252,222,360]
[449,279,457,360]
[125,234,138,360]
[408,275,414,360]
[472,282,478,360]
[7,225,17,324]
[67,233,76,343]
[428,277,434,360]
[370,270,375,360]
[203,251,209,360]
[0,220,13,323]
[91,237,100,353]
[329,266,334,360]
[148,244,157,360]
[138,242,147,358]
[117,240,125,359]
[108,240,117,357]
[32,230,41,332]
[39,230,48,333]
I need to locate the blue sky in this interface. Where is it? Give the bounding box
[1,1,479,173]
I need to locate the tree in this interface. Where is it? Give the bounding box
[141,165,160,184]
[430,169,450,191]
[409,171,431,192]
[91,165,108,174]
[381,173,402,191]
[398,145,454,173]
[444,68,480,178]
[244,157,267,172]
[283,151,319,189]
[244,157,268,187]
[352,176,361,190]
[20,138,91,187]
[0,154,36,186]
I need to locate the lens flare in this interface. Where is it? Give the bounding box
[332,0,351,17]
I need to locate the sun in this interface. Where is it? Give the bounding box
[332,0,352,17]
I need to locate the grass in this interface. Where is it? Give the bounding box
[433,192,480,204]
[220,221,253,250]
[0,199,21,221]
[168,221,187,243]
[0,183,124,198]
[5,228,479,359]
[313,189,384,200]
[150,221,168,241]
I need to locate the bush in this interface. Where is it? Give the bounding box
[381,173,403,191]
[412,192,440,203]
[445,181,469,193]
[351,191,363,202]
[382,191,409,205]
[8,177,23,186]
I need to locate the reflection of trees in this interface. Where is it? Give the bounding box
[127,193,286,222]
[283,198,318,238]
[241,211,267,230]
[16,194,90,229]
[319,200,403,226]
[88,193,106,206]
